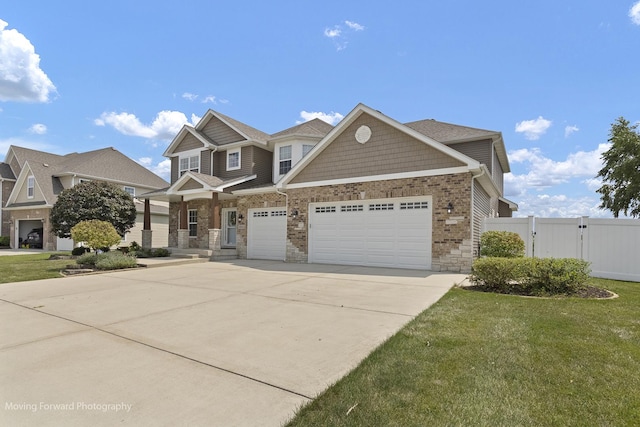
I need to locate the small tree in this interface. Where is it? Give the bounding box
[596,117,640,218]
[50,181,137,238]
[71,220,122,251]
[480,231,525,258]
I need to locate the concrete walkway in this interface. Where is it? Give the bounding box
[0,260,465,426]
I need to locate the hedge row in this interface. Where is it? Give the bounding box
[76,252,138,270]
[470,257,591,295]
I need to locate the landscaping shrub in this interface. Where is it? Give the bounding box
[94,253,137,270]
[0,236,9,246]
[76,252,98,266]
[523,258,591,295]
[470,257,591,296]
[152,248,170,257]
[480,231,525,258]
[71,246,90,256]
[70,220,121,251]
[470,257,527,292]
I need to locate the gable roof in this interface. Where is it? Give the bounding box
[270,118,334,140]
[278,103,481,188]
[404,119,510,173]
[4,145,168,208]
[0,163,16,180]
[209,111,271,143]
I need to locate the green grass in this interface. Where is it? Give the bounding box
[0,253,72,284]
[286,278,640,426]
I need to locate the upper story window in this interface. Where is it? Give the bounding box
[179,154,200,176]
[124,186,135,197]
[302,144,314,157]
[279,145,292,175]
[27,176,35,198]
[227,149,241,171]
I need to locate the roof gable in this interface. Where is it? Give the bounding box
[280,104,479,188]
[270,118,334,140]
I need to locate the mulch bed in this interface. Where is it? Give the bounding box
[464,284,616,299]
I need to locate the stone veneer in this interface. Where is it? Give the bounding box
[168,198,238,249]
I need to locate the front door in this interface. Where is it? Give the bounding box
[222,208,237,247]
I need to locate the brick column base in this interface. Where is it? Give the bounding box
[142,230,153,249]
[177,230,189,249]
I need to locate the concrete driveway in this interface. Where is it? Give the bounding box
[0,260,464,426]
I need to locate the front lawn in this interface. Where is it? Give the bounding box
[0,253,72,284]
[286,278,640,426]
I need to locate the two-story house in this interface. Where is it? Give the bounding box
[142,103,516,272]
[0,146,170,250]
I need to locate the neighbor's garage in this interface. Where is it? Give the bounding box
[309,197,432,270]
[247,207,287,260]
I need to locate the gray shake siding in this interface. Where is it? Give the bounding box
[201,116,244,145]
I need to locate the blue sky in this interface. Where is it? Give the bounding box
[1,1,639,217]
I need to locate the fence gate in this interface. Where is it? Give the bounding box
[483,216,640,282]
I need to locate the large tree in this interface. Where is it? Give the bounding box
[596,117,640,218]
[50,181,137,238]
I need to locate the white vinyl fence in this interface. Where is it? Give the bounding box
[483,216,640,282]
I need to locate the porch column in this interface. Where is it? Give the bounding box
[178,196,189,249]
[142,198,152,249]
[209,192,221,251]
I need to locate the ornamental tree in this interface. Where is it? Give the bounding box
[50,181,137,238]
[71,220,122,251]
[596,117,640,218]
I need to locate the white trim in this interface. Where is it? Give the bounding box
[283,166,471,189]
[226,148,241,171]
[233,185,278,196]
[277,103,480,189]
[163,125,215,157]
[187,209,198,238]
[178,151,200,176]
[27,175,35,198]
[124,186,135,197]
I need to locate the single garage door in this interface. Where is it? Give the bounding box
[247,207,287,260]
[309,197,432,270]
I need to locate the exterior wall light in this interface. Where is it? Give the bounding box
[447,202,454,214]
[237,213,244,223]
[291,208,299,218]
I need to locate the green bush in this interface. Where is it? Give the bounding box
[71,220,121,251]
[480,231,525,258]
[94,253,137,270]
[76,252,98,266]
[470,257,591,296]
[152,248,170,257]
[523,258,591,295]
[72,246,90,256]
[0,236,9,246]
[470,257,527,292]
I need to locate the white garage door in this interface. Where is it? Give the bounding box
[309,197,432,270]
[247,207,287,260]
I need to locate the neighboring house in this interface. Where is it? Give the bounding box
[142,103,517,272]
[0,146,170,250]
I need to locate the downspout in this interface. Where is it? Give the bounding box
[470,167,486,258]
[275,187,288,262]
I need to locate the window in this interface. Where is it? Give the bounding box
[27,176,35,198]
[302,144,314,157]
[179,155,199,176]
[227,149,241,171]
[188,209,197,237]
[124,186,135,197]
[279,145,292,175]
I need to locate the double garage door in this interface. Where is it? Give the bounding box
[247,197,432,270]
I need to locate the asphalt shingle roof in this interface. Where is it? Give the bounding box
[403,119,499,143]
[270,118,334,139]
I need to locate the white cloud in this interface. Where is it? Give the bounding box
[505,143,609,194]
[515,116,552,140]
[564,125,579,138]
[324,26,342,38]
[630,1,640,25]
[345,20,365,31]
[28,123,47,135]
[138,157,171,180]
[201,95,216,104]
[191,113,202,126]
[95,110,198,141]
[297,110,344,125]
[0,20,56,103]
[512,193,610,218]
[182,92,198,101]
